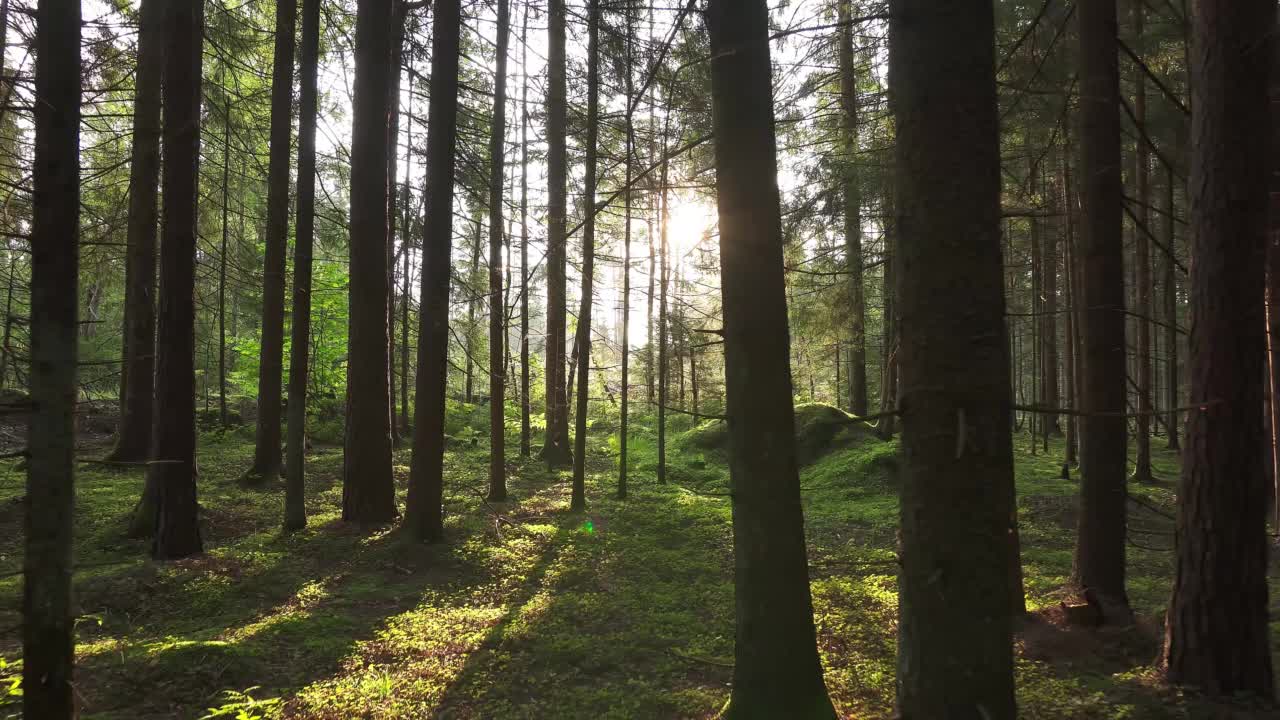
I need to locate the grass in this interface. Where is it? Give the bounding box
[0,405,1276,719]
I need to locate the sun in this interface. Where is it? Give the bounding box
[666,199,715,258]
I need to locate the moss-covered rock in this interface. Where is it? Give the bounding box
[673,402,879,466]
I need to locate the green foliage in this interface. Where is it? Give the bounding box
[200,687,281,720]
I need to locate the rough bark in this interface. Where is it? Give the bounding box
[540,0,572,467]
[246,0,297,484]
[487,0,510,502]
[1159,0,1274,697]
[343,0,396,525]
[889,0,1018,716]
[151,0,204,561]
[706,3,836,718]
[406,0,461,542]
[24,0,80,713]
[109,0,161,463]
[285,0,322,532]
[570,0,600,513]
[1073,0,1132,623]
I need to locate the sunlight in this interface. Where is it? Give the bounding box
[666,199,715,260]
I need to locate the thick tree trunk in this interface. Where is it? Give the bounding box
[1073,0,1132,623]
[487,0,510,502]
[839,0,867,416]
[246,0,297,483]
[24,0,80,713]
[1159,0,1274,697]
[343,0,396,524]
[540,0,572,467]
[706,3,836,718]
[109,0,161,463]
[406,0,461,542]
[151,0,204,561]
[285,0,322,532]
[570,0,600,513]
[1131,0,1154,485]
[889,0,1018,716]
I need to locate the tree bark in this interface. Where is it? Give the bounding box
[24,0,80,713]
[518,3,531,458]
[246,0,297,483]
[657,155,670,484]
[706,3,836,718]
[618,0,634,499]
[343,0,396,525]
[571,0,600,513]
[151,0,204,561]
[1131,0,1154,484]
[285,0,322,532]
[839,0,867,416]
[1073,0,1132,623]
[487,0,511,502]
[889,0,1018,716]
[1159,0,1274,697]
[109,0,162,463]
[1163,166,1180,451]
[540,0,572,467]
[406,0,461,542]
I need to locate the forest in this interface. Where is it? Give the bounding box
[1,0,1276,717]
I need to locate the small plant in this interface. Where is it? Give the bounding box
[200,687,281,720]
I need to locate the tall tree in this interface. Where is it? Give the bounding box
[487,0,511,502]
[571,0,600,512]
[540,0,572,467]
[151,0,205,560]
[1163,167,1179,452]
[889,0,1018,716]
[285,0,322,532]
[618,0,635,500]
[1073,0,1132,624]
[24,0,80,713]
[1130,0,1153,484]
[838,0,867,416]
[406,0,461,542]
[108,0,162,463]
[1159,0,1274,697]
[518,3,531,458]
[343,0,396,524]
[705,2,836,716]
[245,0,298,484]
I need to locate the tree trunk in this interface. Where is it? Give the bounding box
[1131,0,1154,484]
[387,5,405,447]
[1163,166,1180,451]
[400,70,413,433]
[285,0,321,532]
[839,0,867,417]
[1073,0,1132,624]
[518,3,531,458]
[466,219,480,404]
[406,0,461,542]
[540,0,572,467]
[343,0,396,525]
[889,0,1018,716]
[570,0,600,513]
[1044,170,1061,437]
[618,0,634,499]
[151,0,204,560]
[706,3,836,717]
[218,102,230,430]
[657,155,670,484]
[1159,0,1274,697]
[877,191,898,440]
[245,0,297,483]
[24,0,80,713]
[109,0,161,462]
[487,0,510,502]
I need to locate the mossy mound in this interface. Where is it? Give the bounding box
[674,402,877,466]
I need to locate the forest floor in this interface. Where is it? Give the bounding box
[0,403,1277,719]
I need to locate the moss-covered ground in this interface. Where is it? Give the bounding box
[0,404,1275,718]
